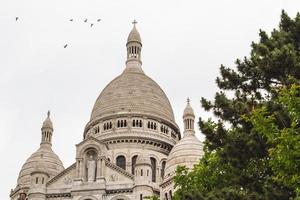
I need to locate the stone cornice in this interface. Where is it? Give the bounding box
[160,177,173,188]
[106,188,133,194]
[104,159,134,180]
[10,186,29,197]
[46,163,76,186]
[46,193,71,198]
[84,113,180,138]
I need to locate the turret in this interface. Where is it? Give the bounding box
[27,161,48,200]
[124,20,144,74]
[40,111,53,147]
[133,150,153,199]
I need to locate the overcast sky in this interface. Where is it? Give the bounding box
[1,0,299,199]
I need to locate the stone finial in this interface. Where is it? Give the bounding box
[183,98,195,118]
[42,110,53,130]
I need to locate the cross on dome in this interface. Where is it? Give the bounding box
[132,19,138,26]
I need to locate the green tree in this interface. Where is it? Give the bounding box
[174,11,300,200]
[248,84,300,198]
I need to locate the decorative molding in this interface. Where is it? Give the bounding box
[160,177,173,188]
[104,159,134,180]
[46,163,76,186]
[46,193,71,198]
[106,188,133,194]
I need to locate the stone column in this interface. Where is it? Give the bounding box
[96,157,101,178]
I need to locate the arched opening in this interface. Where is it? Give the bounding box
[116,155,126,170]
[150,157,157,182]
[131,155,138,175]
[161,160,166,179]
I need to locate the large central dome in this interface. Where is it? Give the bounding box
[90,68,175,123]
[89,23,176,127]
[84,23,180,142]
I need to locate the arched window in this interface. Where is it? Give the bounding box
[161,160,166,179]
[35,177,38,184]
[131,155,138,175]
[150,157,157,182]
[169,190,173,200]
[116,155,126,170]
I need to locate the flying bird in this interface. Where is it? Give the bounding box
[63,44,68,48]
[69,19,73,22]
[15,17,19,21]
[90,23,94,27]
[97,19,101,22]
[84,19,87,22]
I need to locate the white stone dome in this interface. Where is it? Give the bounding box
[17,146,64,187]
[90,69,176,124]
[164,134,204,178]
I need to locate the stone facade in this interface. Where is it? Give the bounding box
[10,23,203,200]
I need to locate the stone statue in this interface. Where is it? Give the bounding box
[87,155,96,182]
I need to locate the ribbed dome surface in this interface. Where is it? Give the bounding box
[164,134,203,178]
[90,69,175,123]
[42,112,53,130]
[127,25,141,43]
[183,102,195,117]
[17,146,64,187]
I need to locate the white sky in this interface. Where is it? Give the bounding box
[1,0,299,199]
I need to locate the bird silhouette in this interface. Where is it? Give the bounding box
[97,19,101,22]
[69,19,73,22]
[64,44,68,48]
[15,17,19,21]
[84,19,87,23]
[90,23,94,27]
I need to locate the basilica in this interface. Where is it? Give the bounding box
[10,23,204,200]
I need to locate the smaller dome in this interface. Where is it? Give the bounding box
[127,23,141,44]
[164,134,203,179]
[136,153,151,166]
[42,111,53,130]
[183,99,195,118]
[17,146,64,187]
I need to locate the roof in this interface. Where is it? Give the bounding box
[90,68,176,124]
[127,24,141,44]
[17,146,64,187]
[164,134,204,179]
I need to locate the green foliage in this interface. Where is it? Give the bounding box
[248,84,300,197]
[173,10,300,200]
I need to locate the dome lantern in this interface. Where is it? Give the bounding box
[125,20,143,72]
[183,98,195,135]
[41,111,53,147]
